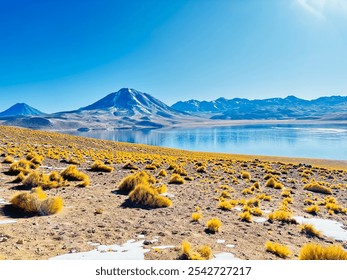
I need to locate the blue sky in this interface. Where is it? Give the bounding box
[1,0,347,113]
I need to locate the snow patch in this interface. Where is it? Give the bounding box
[0,220,17,225]
[50,240,150,260]
[295,216,347,241]
[213,252,240,260]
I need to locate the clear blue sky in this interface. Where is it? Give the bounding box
[1,0,347,113]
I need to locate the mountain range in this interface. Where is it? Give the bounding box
[172,95,347,120]
[0,88,346,130]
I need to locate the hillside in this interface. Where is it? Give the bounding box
[0,126,346,260]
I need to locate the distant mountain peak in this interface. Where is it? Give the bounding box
[80,88,185,117]
[0,103,44,117]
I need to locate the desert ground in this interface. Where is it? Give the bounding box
[0,125,346,260]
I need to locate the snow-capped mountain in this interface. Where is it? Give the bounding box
[79,88,185,118]
[0,103,44,117]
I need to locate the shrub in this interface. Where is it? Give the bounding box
[241,171,251,180]
[8,159,36,175]
[173,166,188,176]
[206,218,222,233]
[265,178,283,189]
[40,197,63,215]
[156,184,167,194]
[304,181,332,195]
[157,169,167,177]
[265,241,292,258]
[268,210,295,223]
[304,204,320,215]
[128,183,172,208]
[181,240,212,260]
[192,212,202,221]
[218,201,234,210]
[10,188,63,215]
[168,174,184,185]
[90,160,114,172]
[3,156,14,163]
[61,165,88,181]
[123,162,139,170]
[300,224,321,238]
[196,166,206,173]
[298,243,347,260]
[251,207,263,216]
[239,211,252,222]
[118,171,155,193]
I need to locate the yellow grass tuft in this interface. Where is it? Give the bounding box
[157,169,167,177]
[90,160,114,172]
[299,243,347,260]
[304,204,320,215]
[181,240,212,260]
[206,218,222,233]
[168,174,185,185]
[61,165,89,182]
[191,212,202,221]
[128,183,172,208]
[304,181,332,194]
[239,211,252,222]
[300,224,321,238]
[241,171,251,180]
[268,210,295,223]
[265,241,292,258]
[118,171,155,193]
[10,188,63,215]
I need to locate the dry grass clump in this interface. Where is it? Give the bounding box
[10,187,63,215]
[8,159,37,175]
[3,155,14,163]
[173,166,188,176]
[26,152,44,165]
[196,166,206,173]
[268,210,296,223]
[168,174,185,185]
[218,200,236,210]
[181,240,212,260]
[90,160,114,172]
[241,171,251,180]
[123,162,139,170]
[300,224,321,238]
[298,243,347,260]
[265,241,292,258]
[206,218,222,233]
[22,171,65,189]
[239,211,252,222]
[118,171,155,193]
[61,165,88,181]
[265,177,283,189]
[128,183,172,208]
[157,169,167,177]
[191,212,202,221]
[304,180,332,194]
[304,204,320,215]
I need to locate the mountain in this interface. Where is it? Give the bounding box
[0,103,44,117]
[38,88,195,130]
[172,95,347,120]
[80,88,185,118]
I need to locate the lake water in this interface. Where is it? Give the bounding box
[62,123,347,160]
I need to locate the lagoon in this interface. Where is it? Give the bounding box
[62,123,347,160]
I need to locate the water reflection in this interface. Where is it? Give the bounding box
[62,123,347,160]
